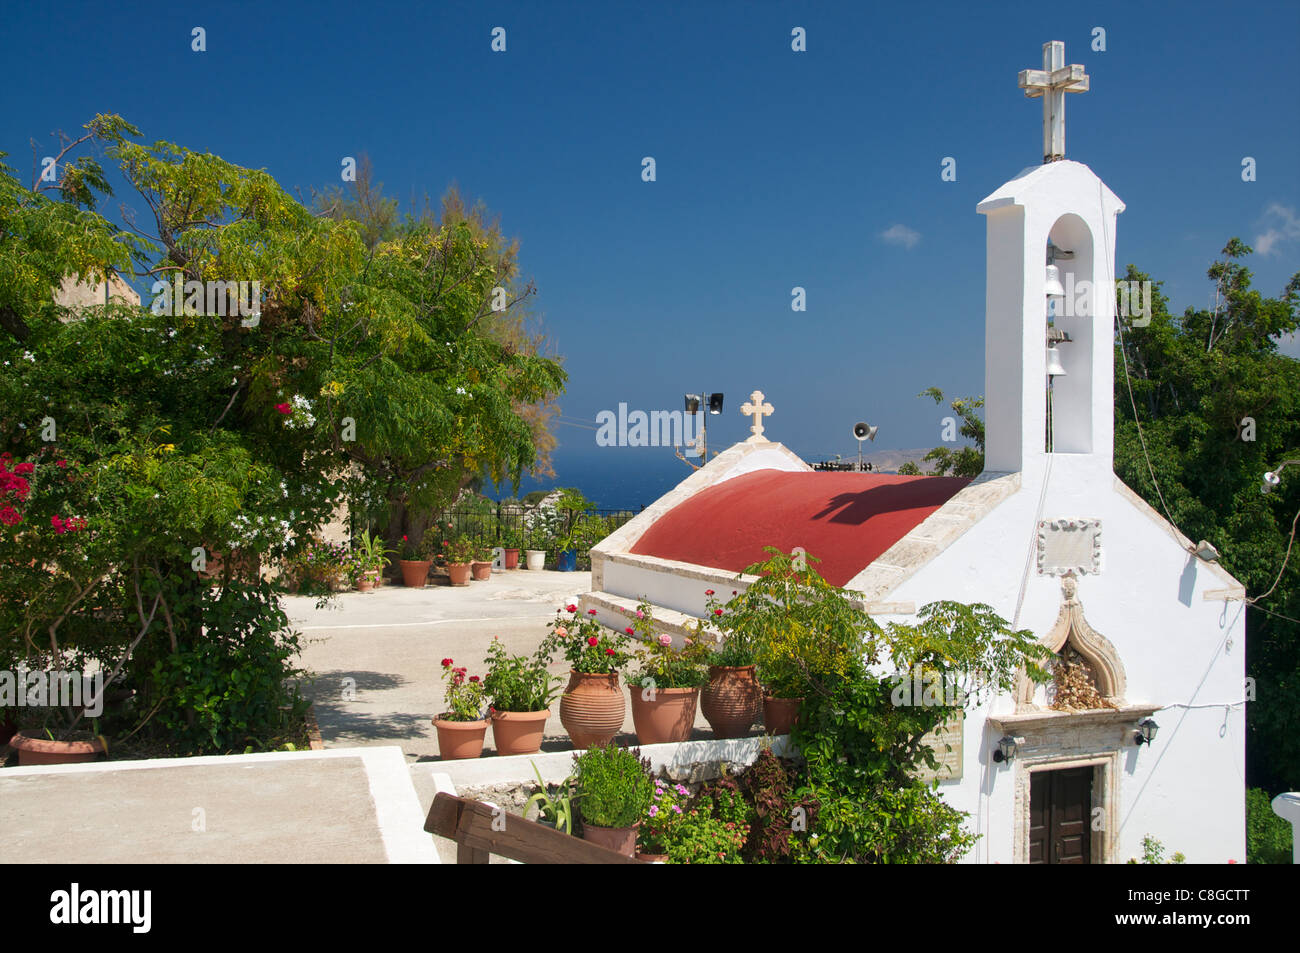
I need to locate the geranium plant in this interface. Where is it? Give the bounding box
[625,600,708,690]
[482,636,558,713]
[441,535,477,565]
[543,605,632,675]
[438,658,486,722]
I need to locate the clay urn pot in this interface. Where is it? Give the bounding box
[490,709,550,756]
[470,560,493,581]
[629,685,699,745]
[700,665,762,739]
[9,731,107,766]
[559,670,625,749]
[581,821,639,857]
[433,716,488,760]
[445,562,472,587]
[762,696,804,736]
[400,559,433,587]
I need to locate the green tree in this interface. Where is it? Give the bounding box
[917,387,985,477]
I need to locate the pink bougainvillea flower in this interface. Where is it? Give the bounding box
[587,636,599,647]
[51,515,67,534]
[13,462,33,475]
[55,459,67,469]
[657,634,672,647]
[275,402,292,415]
[0,505,21,526]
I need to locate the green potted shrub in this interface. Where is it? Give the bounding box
[699,589,762,738]
[470,539,494,581]
[432,658,488,759]
[500,522,524,570]
[625,600,709,744]
[483,636,559,755]
[573,743,654,857]
[352,529,390,591]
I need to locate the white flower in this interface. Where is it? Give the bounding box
[23,351,35,362]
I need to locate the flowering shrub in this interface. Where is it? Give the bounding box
[637,778,690,854]
[542,604,631,675]
[285,540,351,593]
[439,658,486,722]
[441,535,478,564]
[625,600,708,690]
[276,394,316,430]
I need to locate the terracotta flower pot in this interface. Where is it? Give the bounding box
[355,575,374,592]
[433,717,488,760]
[559,670,625,749]
[637,852,669,864]
[629,685,699,745]
[582,821,638,857]
[9,731,106,766]
[503,548,520,570]
[446,562,471,586]
[524,550,546,570]
[490,709,550,756]
[400,559,433,587]
[700,665,762,739]
[471,560,493,581]
[763,695,804,736]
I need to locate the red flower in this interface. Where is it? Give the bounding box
[587,637,599,647]
[55,459,67,469]
[605,648,615,656]
[275,402,292,415]
[565,604,577,613]
[468,675,480,683]
[13,462,33,475]
[0,505,21,526]
[625,627,635,635]
[51,515,67,534]
[714,608,723,616]
[705,589,714,596]
[587,609,597,616]
[441,658,453,667]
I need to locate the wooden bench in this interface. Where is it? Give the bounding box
[424,792,642,864]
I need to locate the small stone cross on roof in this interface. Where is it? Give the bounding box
[741,390,773,442]
[1018,40,1089,163]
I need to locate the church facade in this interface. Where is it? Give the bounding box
[580,45,1247,864]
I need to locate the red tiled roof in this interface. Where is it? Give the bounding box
[629,469,971,586]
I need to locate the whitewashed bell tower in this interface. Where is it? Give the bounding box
[977,41,1125,478]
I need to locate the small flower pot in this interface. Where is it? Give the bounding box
[470,560,493,581]
[490,709,550,755]
[556,549,578,572]
[446,562,472,586]
[9,731,107,766]
[701,665,762,739]
[630,685,699,745]
[400,559,433,588]
[355,575,374,592]
[524,550,546,571]
[559,670,625,749]
[581,821,639,858]
[762,696,804,736]
[503,548,520,570]
[433,716,488,760]
[636,852,668,864]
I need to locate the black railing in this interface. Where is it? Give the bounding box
[432,502,642,553]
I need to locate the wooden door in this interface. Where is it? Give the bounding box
[1028,767,1092,864]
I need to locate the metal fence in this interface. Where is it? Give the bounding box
[433,502,642,553]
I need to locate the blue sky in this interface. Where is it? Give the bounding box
[4,0,1297,502]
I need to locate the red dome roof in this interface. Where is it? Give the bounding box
[630,469,971,586]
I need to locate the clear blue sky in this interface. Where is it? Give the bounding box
[4,0,1297,497]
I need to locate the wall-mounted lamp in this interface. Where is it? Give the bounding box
[1192,540,1220,563]
[992,734,1018,763]
[1134,718,1160,746]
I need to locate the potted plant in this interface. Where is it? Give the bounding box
[573,743,654,857]
[625,600,708,745]
[432,658,488,759]
[483,636,558,755]
[699,590,763,738]
[524,762,579,833]
[398,531,435,588]
[440,535,476,586]
[470,540,494,581]
[547,604,632,748]
[500,523,523,570]
[352,529,390,592]
[523,509,556,570]
[552,488,593,572]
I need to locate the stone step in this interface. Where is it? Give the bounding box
[577,591,713,648]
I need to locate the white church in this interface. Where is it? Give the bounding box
[580,42,1247,864]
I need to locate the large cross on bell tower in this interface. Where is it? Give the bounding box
[1018,41,1090,163]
